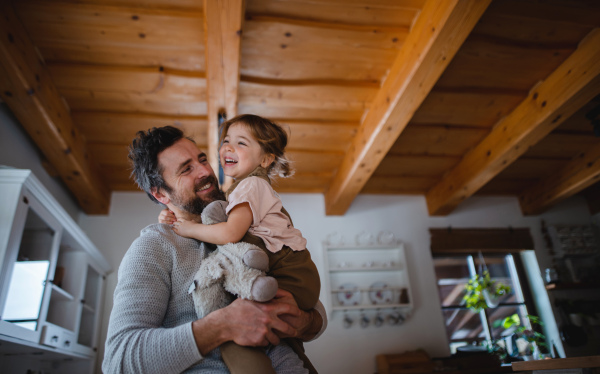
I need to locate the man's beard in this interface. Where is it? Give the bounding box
[169,175,225,216]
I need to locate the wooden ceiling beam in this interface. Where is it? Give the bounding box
[426,29,600,216]
[245,0,422,29]
[0,2,110,214]
[323,0,491,215]
[15,0,204,18]
[203,0,245,174]
[519,144,600,215]
[245,15,410,34]
[583,182,600,215]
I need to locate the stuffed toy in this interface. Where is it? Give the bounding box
[188,200,279,318]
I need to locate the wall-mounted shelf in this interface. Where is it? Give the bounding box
[332,304,411,312]
[547,225,599,257]
[322,241,413,321]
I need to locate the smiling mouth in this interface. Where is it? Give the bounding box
[196,182,212,192]
[224,158,237,165]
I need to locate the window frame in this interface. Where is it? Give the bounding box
[434,251,539,347]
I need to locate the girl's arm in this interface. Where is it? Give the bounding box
[173,202,253,245]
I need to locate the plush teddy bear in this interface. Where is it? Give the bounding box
[188,200,279,318]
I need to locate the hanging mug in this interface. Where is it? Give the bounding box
[360,313,370,328]
[388,312,405,325]
[374,313,385,327]
[343,314,353,329]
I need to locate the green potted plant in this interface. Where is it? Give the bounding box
[463,270,511,312]
[493,314,548,360]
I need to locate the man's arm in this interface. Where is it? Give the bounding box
[102,234,203,374]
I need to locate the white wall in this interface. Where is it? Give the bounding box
[0,103,80,220]
[80,190,592,374]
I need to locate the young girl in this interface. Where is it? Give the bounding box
[159,114,321,373]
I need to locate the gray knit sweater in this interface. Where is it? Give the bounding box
[102,224,326,374]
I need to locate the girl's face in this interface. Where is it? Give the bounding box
[219,123,274,180]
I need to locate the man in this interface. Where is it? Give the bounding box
[102,126,326,373]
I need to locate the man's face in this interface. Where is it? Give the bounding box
[156,138,224,216]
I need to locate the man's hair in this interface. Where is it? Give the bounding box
[128,126,193,203]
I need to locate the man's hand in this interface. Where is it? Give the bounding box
[192,295,295,355]
[257,289,322,341]
[191,290,323,355]
[222,297,296,346]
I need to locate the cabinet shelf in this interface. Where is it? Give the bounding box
[51,284,75,302]
[81,303,95,314]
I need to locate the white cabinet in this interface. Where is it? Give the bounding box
[322,241,413,325]
[0,169,111,373]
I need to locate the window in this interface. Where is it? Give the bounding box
[2,260,50,330]
[429,227,538,353]
[433,253,536,353]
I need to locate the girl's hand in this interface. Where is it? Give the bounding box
[172,218,197,238]
[158,209,176,225]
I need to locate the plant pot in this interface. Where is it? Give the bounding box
[521,353,550,361]
[504,334,519,357]
[483,289,500,308]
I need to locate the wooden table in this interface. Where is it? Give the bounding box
[512,356,600,372]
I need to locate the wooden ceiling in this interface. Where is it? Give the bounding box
[1,0,599,216]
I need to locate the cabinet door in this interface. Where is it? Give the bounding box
[0,189,63,342]
[77,264,104,353]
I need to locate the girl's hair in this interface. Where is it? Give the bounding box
[219,114,294,178]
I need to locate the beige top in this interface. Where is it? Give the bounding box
[226,176,307,253]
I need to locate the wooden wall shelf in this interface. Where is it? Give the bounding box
[545,282,600,291]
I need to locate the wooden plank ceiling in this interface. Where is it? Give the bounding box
[1,0,599,216]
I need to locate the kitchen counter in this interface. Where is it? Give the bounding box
[512,356,600,371]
